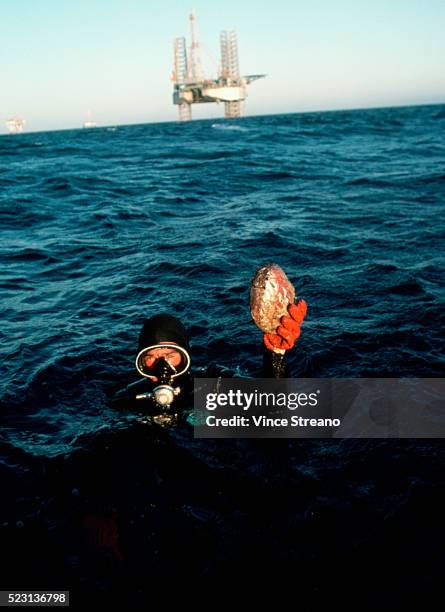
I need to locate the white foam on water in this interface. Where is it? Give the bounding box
[211,123,249,132]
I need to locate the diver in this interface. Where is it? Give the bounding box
[111,301,307,424]
[111,314,193,423]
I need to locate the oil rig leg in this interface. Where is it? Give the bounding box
[224,100,242,118]
[178,103,192,121]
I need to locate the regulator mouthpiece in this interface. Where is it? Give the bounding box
[153,385,180,406]
[136,385,181,407]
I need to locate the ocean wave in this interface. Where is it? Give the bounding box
[386,280,427,296]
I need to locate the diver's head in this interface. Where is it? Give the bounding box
[135,314,191,383]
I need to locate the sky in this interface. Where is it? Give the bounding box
[1,0,444,132]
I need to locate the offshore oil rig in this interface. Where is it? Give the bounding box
[172,11,265,121]
[5,117,26,134]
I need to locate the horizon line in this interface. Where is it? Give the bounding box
[1,100,444,137]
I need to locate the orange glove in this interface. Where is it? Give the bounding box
[264,299,307,352]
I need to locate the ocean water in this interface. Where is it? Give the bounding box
[1,104,445,599]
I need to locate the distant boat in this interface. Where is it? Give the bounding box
[6,117,26,134]
[83,110,97,129]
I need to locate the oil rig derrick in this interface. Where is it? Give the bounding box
[172,11,265,121]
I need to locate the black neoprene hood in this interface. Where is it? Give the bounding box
[137,314,190,353]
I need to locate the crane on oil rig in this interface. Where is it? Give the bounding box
[172,10,265,121]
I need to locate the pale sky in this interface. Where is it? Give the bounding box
[1,0,444,132]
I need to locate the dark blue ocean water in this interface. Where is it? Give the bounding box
[1,105,445,599]
[1,104,444,458]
